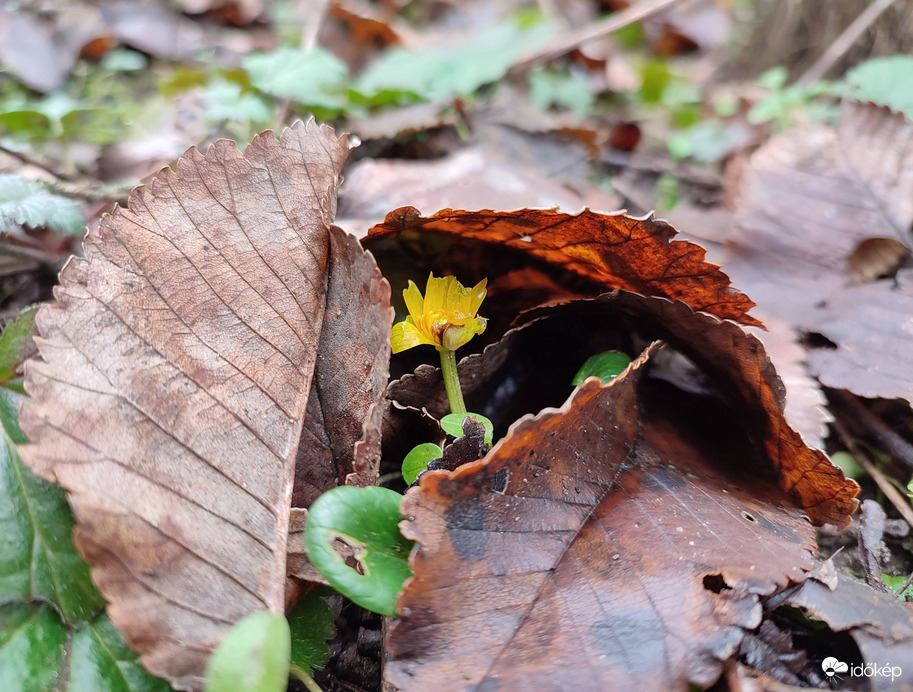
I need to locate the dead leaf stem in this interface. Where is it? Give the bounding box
[832,419,913,529]
[798,0,898,84]
[514,0,683,66]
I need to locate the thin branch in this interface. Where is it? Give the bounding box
[514,0,683,67]
[832,419,913,530]
[829,389,913,471]
[798,0,898,84]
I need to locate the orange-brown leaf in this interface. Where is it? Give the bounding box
[388,346,818,690]
[366,207,760,330]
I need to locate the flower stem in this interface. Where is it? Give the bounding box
[439,348,466,414]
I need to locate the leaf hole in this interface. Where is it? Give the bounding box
[702,574,732,594]
[331,535,366,575]
[741,511,756,523]
[490,468,509,494]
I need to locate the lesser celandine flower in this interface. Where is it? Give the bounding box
[390,273,487,414]
[391,274,488,354]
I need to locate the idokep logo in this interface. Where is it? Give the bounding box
[821,657,848,678]
[821,657,903,683]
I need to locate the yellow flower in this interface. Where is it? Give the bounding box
[391,273,488,354]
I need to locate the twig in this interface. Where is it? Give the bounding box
[897,571,913,598]
[514,0,683,67]
[829,389,913,471]
[798,0,898,84]
[0,144,77,182]
[832,419,913,529]
[300,0,331,51]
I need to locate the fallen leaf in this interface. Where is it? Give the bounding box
[745,314,832,450]
[773,564,913,692]
[337,148,586,236]
[18,121,389,689]
[807,269,913,403]
[388,345,820,690]
[366,207,760,353]
[728,100,913,403]
[292,226,393,507]
[388,293,857,526]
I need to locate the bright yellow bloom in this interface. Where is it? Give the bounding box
[391,274,488,354]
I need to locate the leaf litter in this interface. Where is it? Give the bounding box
[5,3,913,687]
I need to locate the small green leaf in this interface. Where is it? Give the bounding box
[69,613,171,692]
[288,586,334,673]
[882,574,913,601]
[0,602,68,692]
[244,47,350,110]
[204,611,290,692]
[844,55,913,119]
[0,174,86,235]
[355,23,552,103]
[305,486,413,616]
[439,412,494,446]
[401,443,443,485]
[0,306,38,383]
[829,451,865,480]
[572,350,633,386]
[756,66,788,90]
[0,387,105,622]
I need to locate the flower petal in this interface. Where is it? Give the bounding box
[441,316,487,351]
[423,274,453,315]
[468,278,487,315]
[391,319,436,353]
[403,280,424,321]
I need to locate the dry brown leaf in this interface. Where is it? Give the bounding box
[366,207,760,335]
[388,345,819,691]
[728,100,913,404]
[18,121,391,689]
[389,292,857,527]
[774,564,913,692]
[807,268,913,403]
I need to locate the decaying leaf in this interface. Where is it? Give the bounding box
[388,346,821,691]
[729,100,913,404]
[807,268,913,403]
[366,206,760,335]
[389,293,857,527]
[19,121,390,689]
[772,563,913,692]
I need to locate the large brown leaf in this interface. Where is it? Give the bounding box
[18,121,391,689]
[387,346,820,691]
[728,100,913,404]
[366,207,760,335]
[389,293,858,527]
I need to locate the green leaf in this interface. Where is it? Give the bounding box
[529,67,594,116]
[243,47,350,110]
[69,614,171,692]
[829,451,865,480]
[756,66,788,90]
[0,602,68,692]
[204,611,290,692]
[203,81,272,125]
[0,110,52,135]
[572,350,633,386]
[844,55,913,119]
[288,586,334,673]
[0,306,38,383]
[0,174,86,235]
[882,574,913,601]
[401,443,443,485]
[355,23,552,103]
[439,412,494,446]
[305,486,413,616]
[0,387,105,622]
